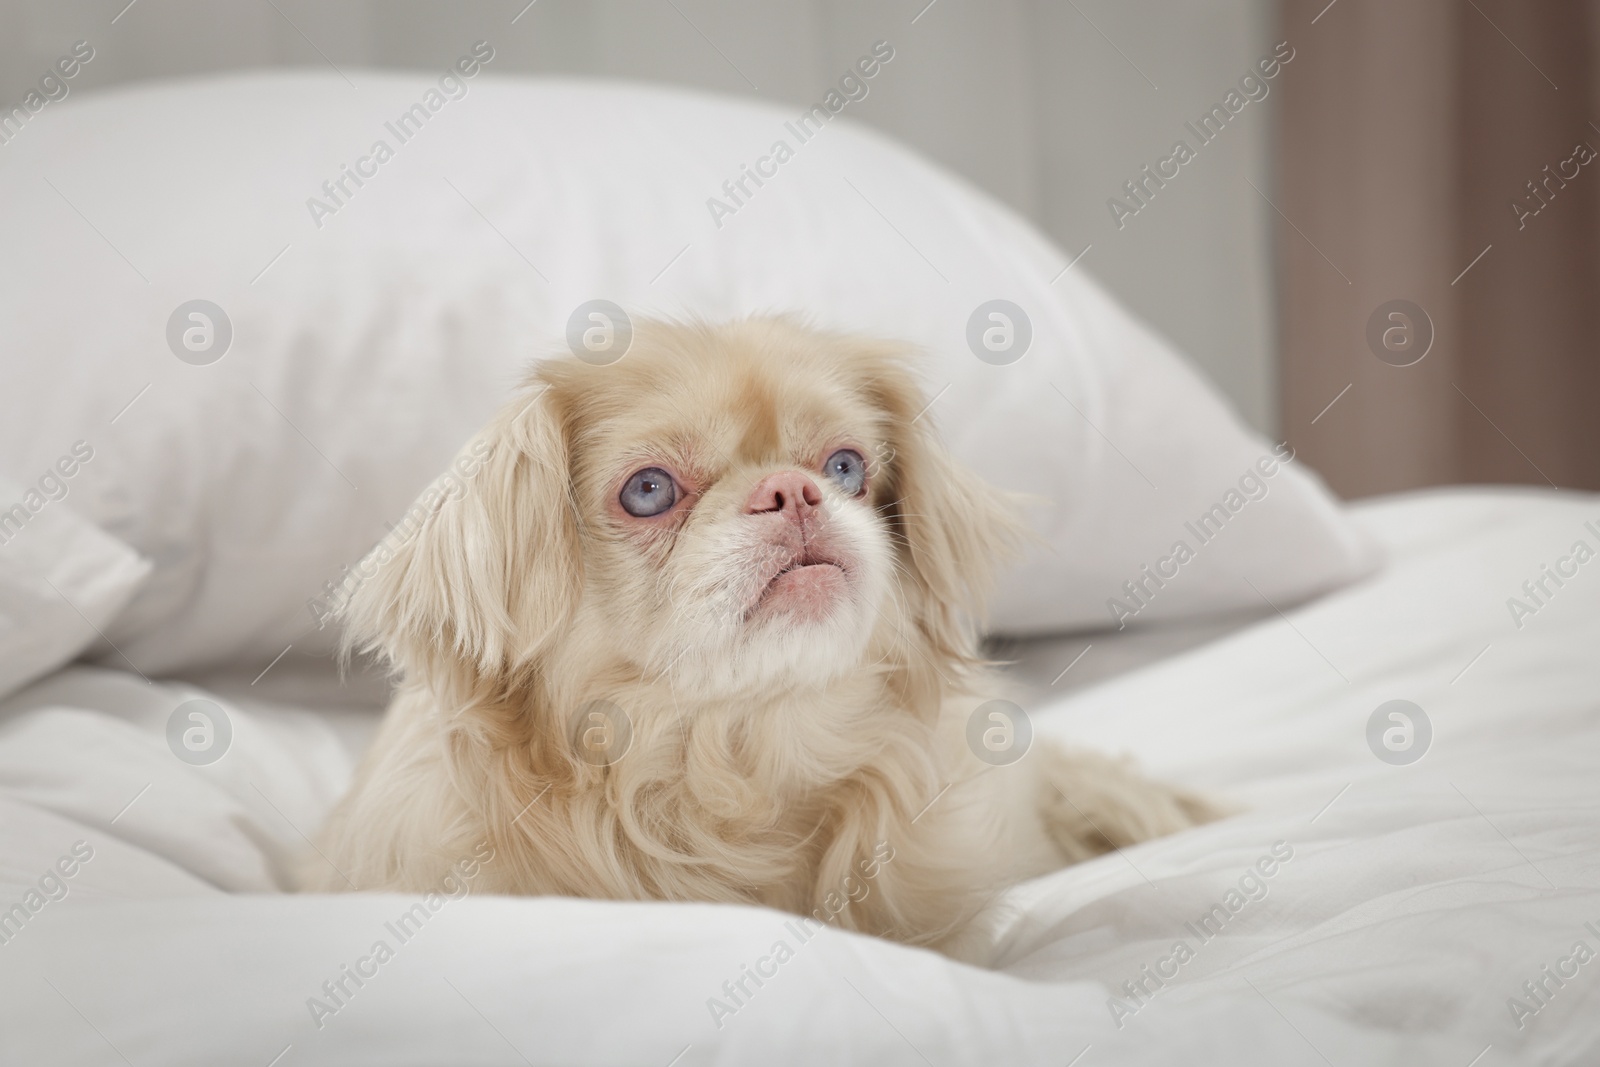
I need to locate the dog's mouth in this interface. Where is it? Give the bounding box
[772,549,843,579]
[750,548,848,621]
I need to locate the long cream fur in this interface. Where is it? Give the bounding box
[306,317,1214,956]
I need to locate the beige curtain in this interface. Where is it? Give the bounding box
[1278,0,1600,496]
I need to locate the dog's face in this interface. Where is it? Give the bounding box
[347,318,1014,704]
[553,326,899,694]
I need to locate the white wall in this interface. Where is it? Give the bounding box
[0,0,1278,431]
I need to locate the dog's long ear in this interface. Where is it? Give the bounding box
[850,342,1022,666]
[341,383,581,683]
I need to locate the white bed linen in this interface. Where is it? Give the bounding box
[1,487,1596,1066]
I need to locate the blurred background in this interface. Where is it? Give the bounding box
[3,0,1594,497]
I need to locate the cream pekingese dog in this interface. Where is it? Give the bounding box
[308,317,1214,956]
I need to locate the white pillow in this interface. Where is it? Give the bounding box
[0,71,1375,675]
[0,467,151,699]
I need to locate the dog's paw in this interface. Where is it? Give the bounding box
[1033,743,1228,863]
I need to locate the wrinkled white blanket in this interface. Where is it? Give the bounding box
[1,488,1596,1066]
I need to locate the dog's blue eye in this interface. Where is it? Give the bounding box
[620,467,678,517]
[823,449,867,496]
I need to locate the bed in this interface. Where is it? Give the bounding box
[3,71,1594,1066]
[3,485,1596,1066]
